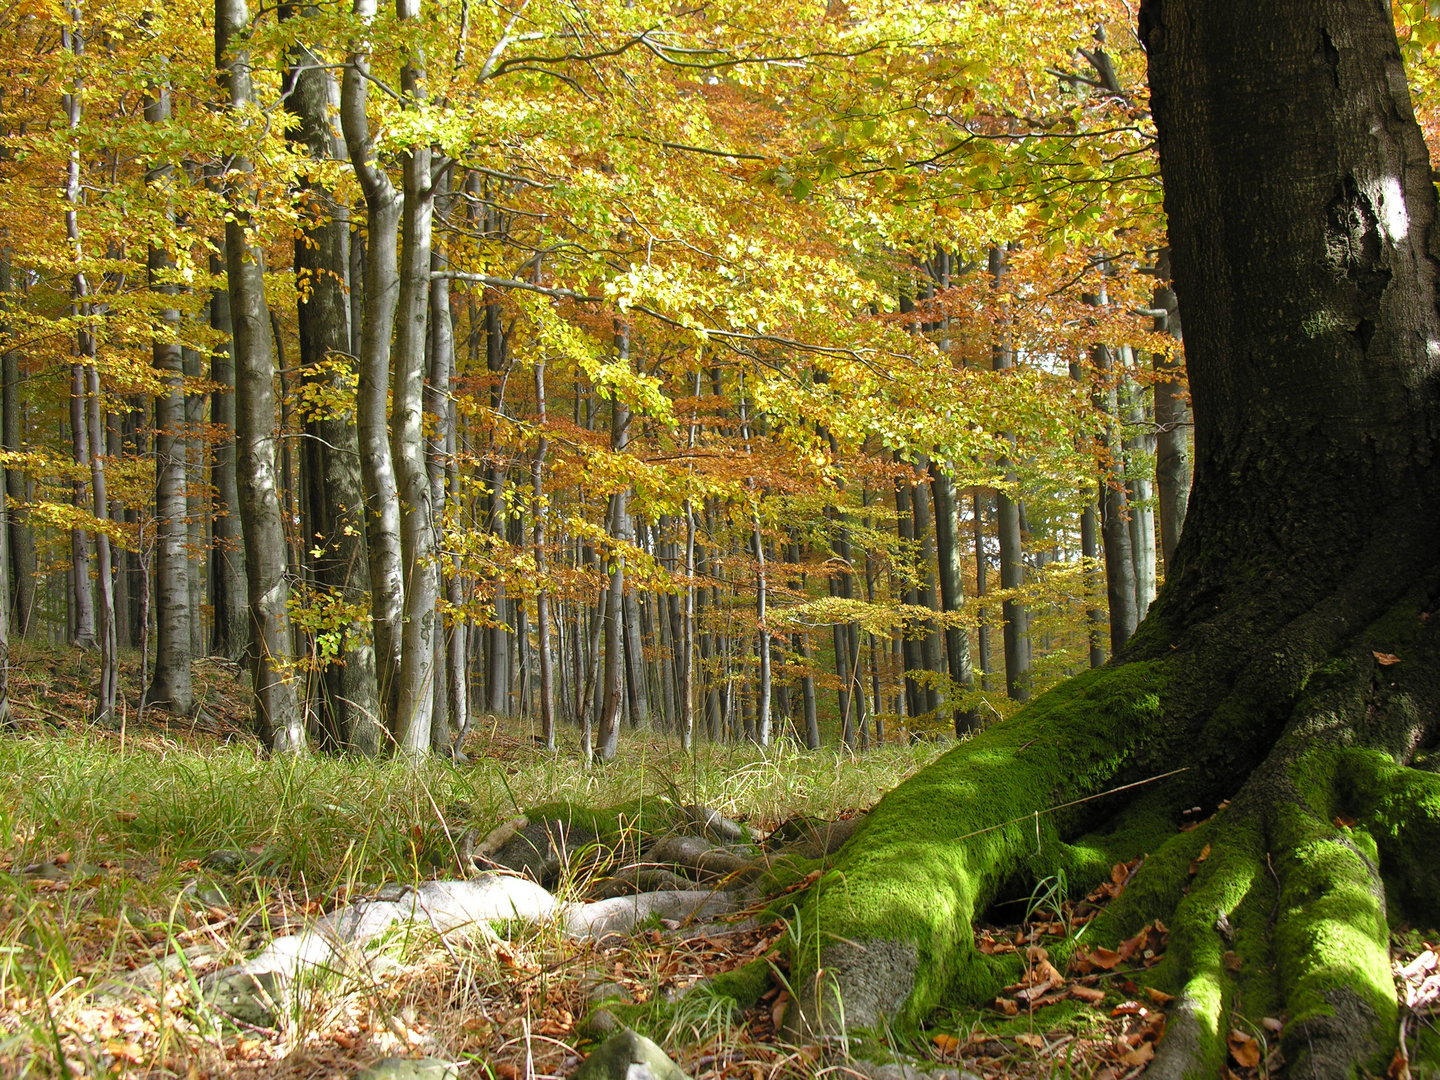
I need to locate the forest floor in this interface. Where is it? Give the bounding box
[0,642,1434,1080]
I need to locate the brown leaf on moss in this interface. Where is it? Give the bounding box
[1228,1029,1261,1068]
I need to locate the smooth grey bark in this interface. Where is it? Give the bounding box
[218,0,304,751]
[597,337,632,762]
[340,0,404,729]
[209,245,248,661]
[184,342,204,660]
[1121,346,1158,619]
[0,259,34,639]
[389,2,439,753]
[893,471,923,718]
[484,300,510,716]
[427,189,468,752]
[1094,340,1139,652]
[1070,360,1106,668]
[1151,247,1191,575]
[928,460,978,734]
[142,86,191,711]
[285,31,382,754]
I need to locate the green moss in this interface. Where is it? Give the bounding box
[1337,748,1440,924]
[1274,746,1396,1076]
[519,798,665,841]
[706,957,774,1011]
[790,660,1167,1030]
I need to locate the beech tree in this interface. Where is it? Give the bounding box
[787,7,1440,1080]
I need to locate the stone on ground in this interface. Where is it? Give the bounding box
[487,816,597,883]
[353,1057,459,1080]
[575,1029,690,1080]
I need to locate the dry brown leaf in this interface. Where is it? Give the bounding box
[1112,1000,1147,1017]
[1388,1046,1411,1080]
[1224,951,1243,972]
[1333,815,1355,829]
[1015,1033,1045,1049]
[1111,863,1129,885]
[1144,986,1175,1005]
[1262,1017,1283,1033]
[1026,944,1050,963]
[1071,985,1106,1004]
[1085,946,1123,971]
[1228,1029,1262,1068]
[772,991,790,1031]
[1121,1042,1156,1067]
[994,997,1019,1016]
[932,1033,961,1054]
[1374,651,1402,665]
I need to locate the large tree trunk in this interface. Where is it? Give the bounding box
[1151,247,1191,577]
[788,10,1440,1080]
[218,0,304,752]
[340,0,405,730]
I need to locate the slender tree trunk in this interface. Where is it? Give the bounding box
[1121,348,1158,618]
[141,86,191,708]
[910,460,944,716]
[532,355,555,750]
[286,32,382,754]
[928,460,978,734]
[0,259,34,640]
[990,247,1029,701]
[340,0,404,729]
[972,491,991,690]
[218,0,304,751]
[597,335,631,761]
[1151,247,1191,576]
[208,245,248,660]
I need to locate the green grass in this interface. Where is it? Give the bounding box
[0,704,943,1077]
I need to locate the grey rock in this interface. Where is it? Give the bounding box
[93,944,220,1002]
[584,980,630,1005]
[204,968,283,1028]
[354,1057,459,1080]
[203,849,251,873]
[576,1029,689,1080]
[582,1006,622,1038]
[489,817,597,884]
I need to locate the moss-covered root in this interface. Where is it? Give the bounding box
[784,662,1165,1036]
[1132,812,1270,1080]
[1269,783,1395,1080]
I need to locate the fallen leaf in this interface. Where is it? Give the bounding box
[1121,1042,1156,1067]
[1071,985,1106,1004]
[1333,815,1355,829]
[771,991,790,1031]
[1015,1033,1045,1049]
[994,997,1019,1016]
[1374,651,1401,665]
[1112,1001,1147,1017]
[932,1033,960,1054]
[1026,944,1050,963]
[1084,946,1123,971]
[1111,863,1129,885]
[1224,951,1243,972]
[1015,978,1057,1004]
[1388,1046,1411,1080]
[1262,1017,1283,1034]
[1145,987,1175,1005]
[1228,1029,1262,1068]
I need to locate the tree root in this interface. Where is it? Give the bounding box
[784,604,1440,1077]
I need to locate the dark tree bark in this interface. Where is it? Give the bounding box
[789,11,1440,1080]
[285,30,382,755]
[990,248,1029,701]
[208,246,248,661]
[1,260,34,640]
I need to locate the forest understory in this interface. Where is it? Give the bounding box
[0,641,1437,1080]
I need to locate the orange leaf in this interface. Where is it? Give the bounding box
[1110,863,1129,885]
[932,1032,960,1054]
[1121,1042,1156,1067]
[1228,1029,1262,1068]
[1145,987,1175,1005]
[1071,985,1105,1004]
[1112,1000,1147,1017]
[1333,815,1355,828]
[994,997,1019,1016]
[1374,651,1402,665]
